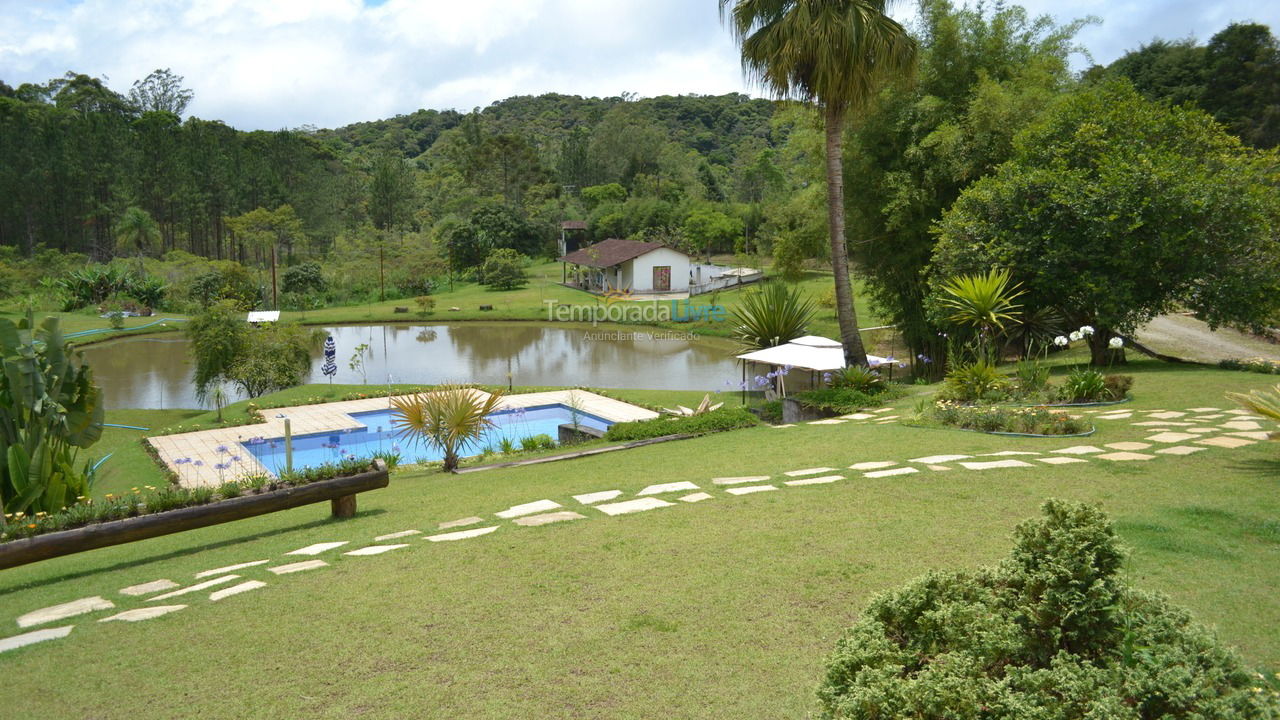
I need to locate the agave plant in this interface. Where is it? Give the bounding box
[0,315,104,517]
[390,385,505,472]
[662,393,724,417]
[1225,385,1280,440]
[730,281,817,352]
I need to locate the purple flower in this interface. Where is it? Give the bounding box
[780,365,793,376]
[215,445,229,454]
[230,455,242,463]
[193,460,204,467]
[822,372,832,383]
[753,375,771,389]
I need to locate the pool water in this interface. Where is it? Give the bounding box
[244,404,612,474]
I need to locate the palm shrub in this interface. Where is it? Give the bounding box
[1226,384,1280,440]
[0,315,104,516]
[390,385,505,472]
[935,268,1024,362]
[731,281,817,351]
[830,365,885,393]
[818,500,1278,718]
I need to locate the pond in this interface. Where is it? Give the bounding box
[79,322,742,410]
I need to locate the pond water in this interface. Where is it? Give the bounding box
[78,322,742,410]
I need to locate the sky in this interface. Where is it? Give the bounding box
[1,0,1277,131]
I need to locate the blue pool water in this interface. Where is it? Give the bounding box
[244,404,613,474]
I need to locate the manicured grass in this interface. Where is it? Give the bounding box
[2,361,1277,718]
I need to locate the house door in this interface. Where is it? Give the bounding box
[653,266,671,291]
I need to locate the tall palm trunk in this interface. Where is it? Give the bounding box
[825,105,869,368]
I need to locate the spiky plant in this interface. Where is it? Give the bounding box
[731,281,818,352]
[390,386,505,472]
[1225,384,1280,440]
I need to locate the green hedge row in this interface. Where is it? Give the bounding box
[604,407,758,442]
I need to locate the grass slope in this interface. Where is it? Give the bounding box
[1,362,1278,718]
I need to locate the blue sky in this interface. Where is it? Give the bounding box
[1,0,1276,131]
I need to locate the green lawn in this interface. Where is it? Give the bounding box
[2,361,1278,718]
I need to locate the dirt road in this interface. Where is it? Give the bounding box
[1135,314,1279,364]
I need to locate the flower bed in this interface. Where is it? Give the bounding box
[922,401,1092,436]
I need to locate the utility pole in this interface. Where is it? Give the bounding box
[271,245,278,310]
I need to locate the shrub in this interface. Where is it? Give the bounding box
[830,365,886,393]
[519,435,541,452]
[940,360,1009,402]
[818,500,1278,718]
[479,248,528,290]
[1012,360,1050,395]
[1103,374,1133,401]
[1060,367,1108,403]
[757,399,783,424]
[927,401,1090,435]
[189,263,260,310]
[415,295,436,316]
[796,384,908,415]
[1220,357,1280,374]
[280,262,326,295]
[604,406,758,441]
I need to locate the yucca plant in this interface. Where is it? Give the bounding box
[390,385,505,472]
[936,268,1025,362]
[730,281,817,352]
[1226,385,1280,440]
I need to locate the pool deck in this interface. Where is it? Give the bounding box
[147,390,659,488]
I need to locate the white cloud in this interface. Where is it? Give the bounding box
[0,0,1277,130]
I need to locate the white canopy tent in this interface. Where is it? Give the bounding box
[736,335,894,397]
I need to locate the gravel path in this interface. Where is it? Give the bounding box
[1136,314,1280,364]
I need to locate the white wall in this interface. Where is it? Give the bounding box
[624,247,690,292]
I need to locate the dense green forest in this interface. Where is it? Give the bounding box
[0,3,1277,362]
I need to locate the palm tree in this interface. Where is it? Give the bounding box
[936,268,1025,361]
[116,206,160,272]
[390,386,505,472]
[721,0,916,368]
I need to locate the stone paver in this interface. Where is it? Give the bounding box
[1094,412,1132,419]
[286,542,349,556]
[711,476,771,485]
[770,424,797,428]
[840,413,876,420]
[679,492,713,502]
[849,461,897,471]
[439,516,484,529]
[209,581,267,601]
[594,498,675,515]
[1222,420,1263,431]
[1095,452,1155,461]
[784,467,837,477]
[1225,409,1258,416]
[513,511,586,527]
[1156,446,1206,456]
[784,475,843,486]
[724,484,778,495]
[876,417,900,422]
[981,451,1040,456]
[0,626,73,653]
[148,575,241,601]
[1188,407,1221,412]
[637,481,700,496]
[425,526,500,541]
[195,561,268,578]
[1192,414,1224,420]
[1145,432,1199,443]
[1133,421,1193,427]
[926,465,952,472]
[1228,431,1273,440]
[269,560,329,574]
[119,580,179,597]
[1187,427,1217,433]
[1039,457,1088,465]
[1052,446,1105,455]
[573,490,622,504]
[1148,411,1186,419]
[495,499,561,519]
[100,605,188,622]
[17,596,114,628]
[344,544,410,555]
[1106,442,1151,451]
[909,454,971,464]
[865,466,919,478]
[1197,436,1256,449]
[808,418,846,425]
[374,530,421,541]
[959,460,1034,470]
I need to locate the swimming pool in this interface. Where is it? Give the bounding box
[244,403,613,474]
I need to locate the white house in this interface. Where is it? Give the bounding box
[560,238,691,294]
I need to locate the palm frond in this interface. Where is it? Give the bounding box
[937,268,1026,332]
[1226,385,1280,440]
[731,281,817,351]
[390,385,506,470]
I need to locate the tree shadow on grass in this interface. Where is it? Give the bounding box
[0,507,387,598]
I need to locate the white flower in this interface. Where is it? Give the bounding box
[1108,337,1124,349]
[1054,336,1069,347]
[1069,330,1082,342]
[1080,325,1095,336]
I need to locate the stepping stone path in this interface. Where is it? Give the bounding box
[594,498,674,515]
[513,511,586,527]
[1228,431,1272,440]
[679,492,712,502]
[345,544,410,556]
[850,461,897,471]
[286,542,348,556]
[840,413,876,420]
[1198,436,1255,449]
[374,530,422,541]
[119,580,178,597]
[100,606,187,622]
[637,481,700,496]
[426,526,499,541]
[1157,446,1206,455]
[574,490,622,504]
[196,561,268,578]
[438,517,484,530]
[0,626,73,653]
[784,475,843,486]
[210,582,267,602]
[960,460,1033,470]
[496,500,561,519]
[783,467,837,477]
[909,454,971,464]
[1222,420,1263,431]
[808,418,846,425]
[1096,452,1154,461]
[17,597,113,628]
[1145,432,1199,443]
[1053,446,1105,455]
[1039,457,1087,465]
[149,575,241,602]
[981,451,1040,456]
[1106,442,1151,451]
[724,484,777,495]
[269,560,328,575]
[712,476,770,485]
[865,467,918,478]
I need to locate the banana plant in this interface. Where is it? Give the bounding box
[0,314,104,519]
